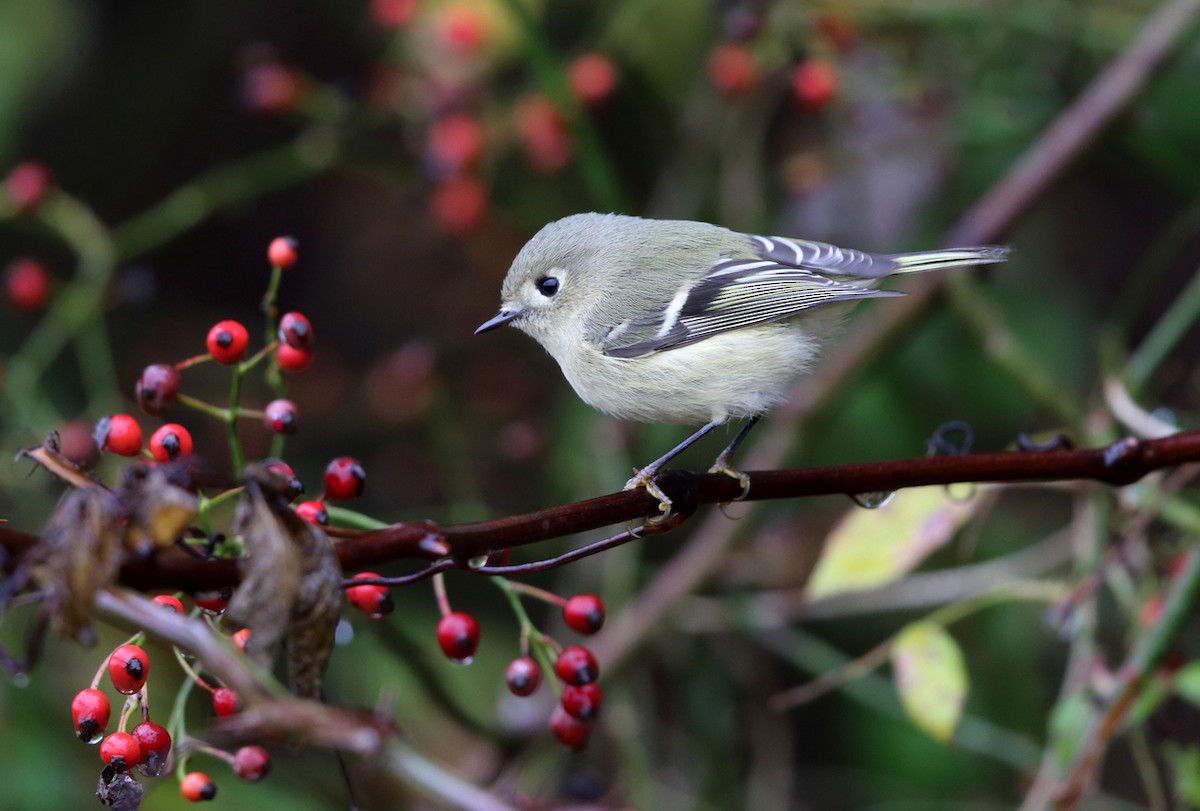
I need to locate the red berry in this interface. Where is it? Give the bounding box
[323,456,366,501]
[436,611,480,662]
[277,311,313,350]
[96,414,143,457]
[180,771,217,802]
[427,114,486,173]
[429,175,489,235]
[100,732,142,771]
[232,745,271,782]
[504,655,541,697]
[563,593,606,635]
[242,63,303,115]
[149,423,193,461]
[131,721,171,775]
[4,257,50,312]
[108,644,150,695]
[276,342,313,372]
[370,0,417,28]
[437,4,488,54]
[231,628,251,652]
[152,594,185,614]
[295,500,329,526]
[568,53,618,106]
[561,682,603,721]
[268,236,299,268]
[5,161,52,213]
[263,399,299,435]
[791,58,838,110]
[194,588,232,614]
[346,572,394,618]
[549,704,592,751]
[71,688,111,743]
[211,687,241,717]
[135,363,180,415]
[514,96,572,174]
[707,42,758,96]
[553,644,598,686]
[206,320,250,364]
[263,457,304,499]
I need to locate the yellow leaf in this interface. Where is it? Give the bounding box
[891,621,967,743]
[806,486,978,600]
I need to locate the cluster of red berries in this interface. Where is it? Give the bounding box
[70,630,270,803]
[705,11,844,109]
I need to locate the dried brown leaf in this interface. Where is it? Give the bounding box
[226,464,342,699]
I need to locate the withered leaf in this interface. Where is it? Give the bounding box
[97,764,144,810]
[226,463,342,699]
[120,466,198,555]
[36,488,123,646]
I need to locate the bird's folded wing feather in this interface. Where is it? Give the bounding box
[600,251,901,359]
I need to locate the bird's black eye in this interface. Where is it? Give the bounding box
[536,276,560,297]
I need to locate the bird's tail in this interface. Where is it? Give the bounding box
[887,245,1009,274]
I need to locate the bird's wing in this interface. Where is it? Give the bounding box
[599,237,902,359]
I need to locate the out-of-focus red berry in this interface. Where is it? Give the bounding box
[370,0,417,28]
[295,500,330,526]
[180,771,217,802]
[4,257,50,312]
[277,311,312,349]
[263,458,304,499]
[429,176,489,235]
[514,96,572,174]
[131,721,172,775]
[427,114,486,173]
[194,588,232,614]
[346,572,394,618]
[231,628,252,652]
[436,4,488,54]
[149,423,193,461]
[549,704,592,750]
[561,682,603,721]
[323,457,366,501]
[436,611,480,662]
[5,161,52,213]
[563,593,606,635]
[276,342,313,372]
[264,399,299,435]
[791,58,839,110]
[206,320,250,364]
[505,655,542,696]
[268,236,299,268]
[152,594,185,614]
[707,42,758,96]
[242,63,303,114]
[568,53,618,106]
[212,686,240,717]
[233,745,271,782]
[554,644,599,686]
[135,363,180,415]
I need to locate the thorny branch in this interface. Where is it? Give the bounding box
[4,430,1200,592]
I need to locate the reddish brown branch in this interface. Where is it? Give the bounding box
[5,431,1200,593]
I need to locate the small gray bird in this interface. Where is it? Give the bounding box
[478,212,1007,512]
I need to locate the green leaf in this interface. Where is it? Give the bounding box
[891,621,968,744]
[806,486,979,600]
[1175,662,1200,708]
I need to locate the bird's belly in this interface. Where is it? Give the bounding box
[560,324,820,425]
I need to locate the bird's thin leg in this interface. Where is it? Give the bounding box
[709,415,761,500]
[625,419,724,515]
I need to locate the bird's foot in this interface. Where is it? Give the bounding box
[624,468,673,521]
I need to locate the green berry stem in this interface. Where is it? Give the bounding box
[494,578,561,698]
[226,364,245,474]
[172,644,215,693]
[176,393,228,421]
[175,353,212,371]
[324,505,389,530]
[505,580,567,607]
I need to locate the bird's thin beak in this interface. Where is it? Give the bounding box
[475,308,522,334]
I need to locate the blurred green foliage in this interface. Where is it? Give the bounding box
[3,0,1200,809]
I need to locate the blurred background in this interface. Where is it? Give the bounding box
[3,0,1200,808]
